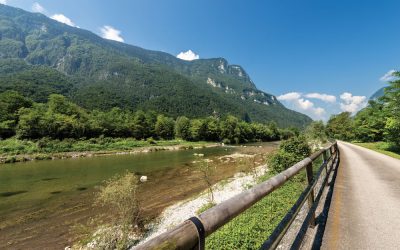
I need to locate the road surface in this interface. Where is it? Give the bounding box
[322,141,400,250]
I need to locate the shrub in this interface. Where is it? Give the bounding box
[279,135,311,159]
[268,136,311,173]
[268,151,298,173]
[146,137,156,145]
[96,171,141,227]
[86,171,143,249]
[195,155,215,204]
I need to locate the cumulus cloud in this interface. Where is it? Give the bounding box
[276,92,301,101]
[380,69,396,82]
[100,25,124,42]
[177,50,199,61]
[339,92,367,113]
[0,0,6,4]
[277,92,326,118]
[304,93,336,103]
[32,2,46,13]
[51,14,76,27]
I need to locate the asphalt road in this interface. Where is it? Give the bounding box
[321,141,400,250]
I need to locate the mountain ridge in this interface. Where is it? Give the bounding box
[0,4,312,127]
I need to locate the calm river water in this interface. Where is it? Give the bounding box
[0,142,278,249]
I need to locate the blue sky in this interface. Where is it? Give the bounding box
[3,0,399,120]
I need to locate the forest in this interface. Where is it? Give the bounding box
[325,72,400,152]
[0,91,300,146]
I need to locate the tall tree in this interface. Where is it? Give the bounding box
[353,100,386,142]
[326,112,355,141]
[175,116,191,140]
[383,71,400,146]
[0,91,32,138]
[155,115,175,139]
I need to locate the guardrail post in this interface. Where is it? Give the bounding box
[305,162,316,228]
[322,150,329,186]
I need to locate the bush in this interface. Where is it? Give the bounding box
[268,151,298,173]
[96,171,141,226]
[146,137,156,145]
[268,135,311,173]
[279,135,311,159]
[84,171,144,249]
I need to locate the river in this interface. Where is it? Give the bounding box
[0,142,278,249]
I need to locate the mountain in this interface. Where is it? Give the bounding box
[0,4,312,128]
[370,87,386,100]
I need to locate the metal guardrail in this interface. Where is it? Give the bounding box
[134,142,340,250]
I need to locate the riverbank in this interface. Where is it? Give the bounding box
[0,137,218,164]
[134,164,269,248]
[131,163,305,249]
[354,142,400,160]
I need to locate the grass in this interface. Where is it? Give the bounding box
[197,202,216,215]
[205,171,307,249]
[0,137,214,163]
[354,142,400,160]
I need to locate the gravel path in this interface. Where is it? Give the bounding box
[322,141,400,250]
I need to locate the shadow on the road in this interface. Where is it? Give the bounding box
[310,156,341,250]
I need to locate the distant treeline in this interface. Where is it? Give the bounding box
[0,91,299,143]
[325,71,400,147]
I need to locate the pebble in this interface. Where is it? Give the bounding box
[140,176,148,182]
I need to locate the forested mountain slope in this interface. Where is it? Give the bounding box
[0,4,311,127]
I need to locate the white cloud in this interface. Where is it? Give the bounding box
[0,0,7,5]
[380,69,396,82]
[304,93,336,103]
[314,107,325,116]
[100,25,124,42]
[32,2,46,13]
[177,50,199,61]
[339,92,367,113]
[51,14,76,27]
[277,92,301,101]
[297,98,314,110]
[278,92,326,118]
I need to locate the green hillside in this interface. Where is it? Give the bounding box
[0,4,311,128]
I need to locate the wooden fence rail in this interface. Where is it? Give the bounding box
[134,142,340,250]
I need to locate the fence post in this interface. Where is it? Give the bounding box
[322,149,329,186]
[305,162,316,228]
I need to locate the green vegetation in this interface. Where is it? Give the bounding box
[206,136,310,249]
[206,174,305,249]
[75,171,143,249]
[0,92,282,141]
[268,135,311,173]
[197,202,216,215]
[354,142,400,160]
[0,137,210,156]
[0,4,311,128]
[195,154,216,204]
[326,71,400,155]
[0,91,299,162]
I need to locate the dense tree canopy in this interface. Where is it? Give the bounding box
[0,94,293,143]
[326,112,355,141]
